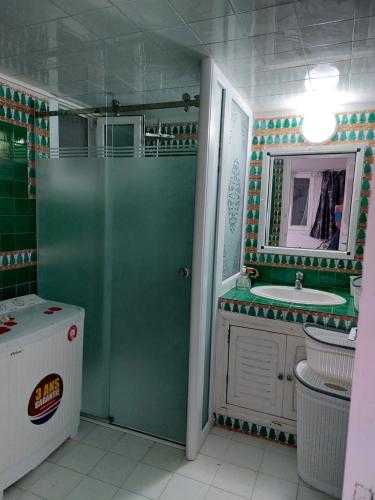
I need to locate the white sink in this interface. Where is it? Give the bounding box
[251,285,346,306]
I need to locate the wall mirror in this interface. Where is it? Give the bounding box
[258,145,365,259]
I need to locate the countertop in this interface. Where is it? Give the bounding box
[219,282,357,330]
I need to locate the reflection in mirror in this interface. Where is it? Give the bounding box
[267,153,356,252]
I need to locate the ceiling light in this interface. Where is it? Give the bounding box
[305,64,340,92]
[302,110,337,144]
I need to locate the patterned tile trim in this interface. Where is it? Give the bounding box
[219,298,357,330]
[0,249,37,269]
[214,414,297,446]
[145,121,198,148]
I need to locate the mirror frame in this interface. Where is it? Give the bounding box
[257,144,365,260]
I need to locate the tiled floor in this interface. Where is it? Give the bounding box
[4,420,336,500]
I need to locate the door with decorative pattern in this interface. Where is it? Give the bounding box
[226,326,286,416]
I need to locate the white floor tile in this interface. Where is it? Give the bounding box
[159,474,208,500]
[223,441,264,471]
[82,425,123,451]
[3,486,45,500]
[266,441,297,457]
[112,434,153,461]
[112,490,150,500]
[89,452,138,486]
[212,462,256,499]
[74,420,97,441]
[206,486,249,500]
[57,442,105,474]
[297,485,336,500]
[210,427,233,439]
[14,462,54,489]
[65,477,118,500]
[142,443,185,472]
[252,473,298,500]
[231,433,267,450]
[47,439,78,464]
[122,463,172,499]
[176,454,220,484]
[200,434,230,459]
[27,464,83,500]
[260,448,298,484]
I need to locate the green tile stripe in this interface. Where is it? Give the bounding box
[220,299,357,330]
[0,249,36,268]
[215,414,296,446]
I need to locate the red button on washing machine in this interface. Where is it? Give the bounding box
[48,307,62,312]
[43,310,54,315]
[0,327,11,334]
[4,321,17,327]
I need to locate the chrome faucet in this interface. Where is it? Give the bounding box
[295,272,304,290]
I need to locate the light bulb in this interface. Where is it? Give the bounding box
[302,110,337,144]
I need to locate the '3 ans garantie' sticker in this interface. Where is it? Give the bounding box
[28,374,64,425]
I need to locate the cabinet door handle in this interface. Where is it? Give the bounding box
[286,375,293,382]
[277,374,284,380]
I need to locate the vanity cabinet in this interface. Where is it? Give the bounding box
[226,326,286,417]
[215,313,306,433]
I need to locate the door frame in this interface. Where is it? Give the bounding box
[186,59,252,460]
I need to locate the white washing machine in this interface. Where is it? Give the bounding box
[0,294,84,499]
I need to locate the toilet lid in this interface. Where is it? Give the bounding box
[294,360,351,401]
[304,323,356,351]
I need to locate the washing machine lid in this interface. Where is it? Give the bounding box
[294,360,351,401]
[303,323,356,351]
[0,294,84,347]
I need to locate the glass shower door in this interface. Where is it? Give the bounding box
[109,155,196,444]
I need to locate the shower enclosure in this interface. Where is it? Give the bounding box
[37,140,197,444]
[36,59,252,454]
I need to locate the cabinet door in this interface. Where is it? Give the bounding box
[226,326,286,416]
[283,335,306,421]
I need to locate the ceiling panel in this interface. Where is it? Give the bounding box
[74,7,140,38]
[168,0,234,23]
[295,0,355,26]
[1,0,374,111]
[113,0,183,31]
[188,14,248,44]
[51,0,112,16]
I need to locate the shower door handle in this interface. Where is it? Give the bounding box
[178,267,190,279]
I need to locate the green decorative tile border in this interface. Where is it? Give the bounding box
[0,249,36,268]
[246,109,374,276]
[220,285,357,330]
[214,414,297,446]
[145,121,198,148]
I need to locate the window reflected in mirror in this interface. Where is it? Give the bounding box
[267,153,356,252]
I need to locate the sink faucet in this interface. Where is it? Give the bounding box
[295,272,304,290]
